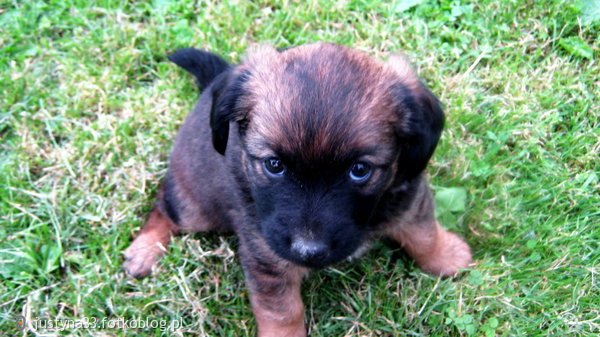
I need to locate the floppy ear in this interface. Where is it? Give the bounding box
[387,55,444,182]
[208,69,251,155]
[395,84,445,181]
[168,48,246,154]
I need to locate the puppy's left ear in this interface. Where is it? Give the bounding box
[208,69,250,155]
[388,54,445,182]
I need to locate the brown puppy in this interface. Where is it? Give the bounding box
[123,43,472,337]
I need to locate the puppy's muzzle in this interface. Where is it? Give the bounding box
[291,238,329,263]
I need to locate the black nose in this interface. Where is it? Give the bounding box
[291,239,328,262]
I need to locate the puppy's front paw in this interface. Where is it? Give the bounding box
[417,230,472,277]
[123,233,167,278]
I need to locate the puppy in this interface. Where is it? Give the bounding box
[123,43,472,337]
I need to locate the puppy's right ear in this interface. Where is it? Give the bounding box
[208,69,251,155]
[387,53,445,182]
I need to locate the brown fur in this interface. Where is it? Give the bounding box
[123,43,472,336]
[123,207,177,278]
[243,44,398,164]
[239,235,308,337]
[385,178,473,276]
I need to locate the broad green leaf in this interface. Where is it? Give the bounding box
[41,244,62,274]
[468,270,484,286]
[559,37,594,60]
[435,187,467,214]
[393,0,424,13]
[581,0,600,24]
[488,317,499,329]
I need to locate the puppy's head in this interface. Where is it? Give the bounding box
[208,43,444,268]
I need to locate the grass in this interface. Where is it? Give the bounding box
[1,0,598,336]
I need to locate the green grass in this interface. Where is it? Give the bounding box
[1,0,598,336]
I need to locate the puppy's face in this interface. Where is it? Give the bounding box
[210,44,444,268]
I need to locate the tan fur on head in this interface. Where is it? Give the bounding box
[243,44,280,66]
[386,52,420,89]
[240,44,408,161]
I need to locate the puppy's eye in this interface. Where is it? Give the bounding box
[264,157,286,177]
[349,162,372,183]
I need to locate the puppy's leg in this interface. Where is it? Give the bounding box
[240,242,307,337]
[124,167,228,278]
[387,178,472,277]
[123,207,176,278]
